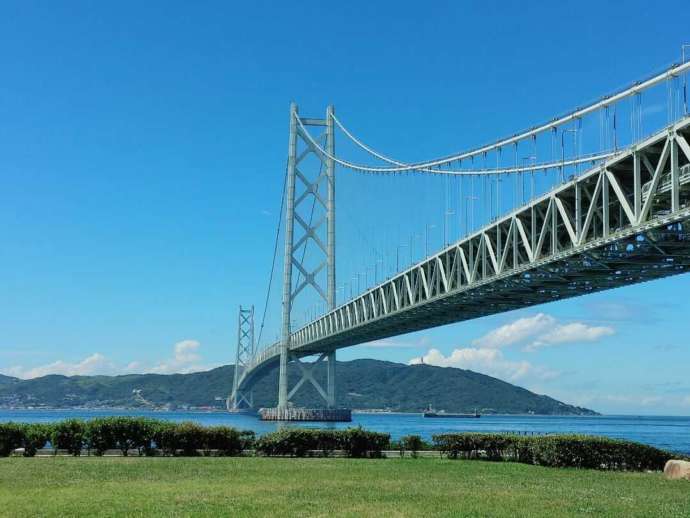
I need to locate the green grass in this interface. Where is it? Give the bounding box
[0,457,688,517]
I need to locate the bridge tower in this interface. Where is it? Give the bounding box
[277,102,338,412]
[228,305,254,411]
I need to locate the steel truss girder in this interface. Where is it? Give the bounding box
[237,114,690,397]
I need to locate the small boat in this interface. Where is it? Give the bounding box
[423,404,480,418]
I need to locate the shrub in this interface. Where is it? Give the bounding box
[86,418,115,456]
[400,435,425,458]
[108,417,157,456]
[152,421,178,456]
[0,423,24,456]
[434,433,473,459]
[254,428,389,458]
[149,421,206,457]
[51,420,86,456]
[527,435,672,471]
[21,424,52,457]
[340,427,390,458]
[255,428,318,457]
[434,433,524,461]
[432,433,675,471]
[239,430,256,451]
[510,436,533,464]
[314,430,340,457]
[203,426,243,456]
[176,422,207,456]
[83,417,156,456]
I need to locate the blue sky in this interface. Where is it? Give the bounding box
[2,1,690,414]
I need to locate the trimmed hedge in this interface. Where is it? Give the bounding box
[1,419,683,471]
[398,435,426,458]
[153,421,244,457]
[1,423,54,457]
[151,421,247,457]
[341,428,390,458]
[255,428,390,458]
[21,424,52,457]
[0,418,249,457]
[87,417,158,456]
[0,423,25,456]
[52,419,86,456]
[432,433,676,471]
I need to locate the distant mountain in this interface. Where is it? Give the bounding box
[0,374,18,387]
[0,359,597,415]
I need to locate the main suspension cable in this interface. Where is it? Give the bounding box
[329,61,690,172]
[300,114,614,175]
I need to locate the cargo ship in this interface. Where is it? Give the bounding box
[423,404,480,418]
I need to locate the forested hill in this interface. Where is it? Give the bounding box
[0,359,597,415]
[0,374,18,387]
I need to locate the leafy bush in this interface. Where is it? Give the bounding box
[255,428,390,458]
[432,433,675,471]
[152,421,178,456]
[174,422,206,456]
[255,428,318,457]
[400,435,425,458]
[527,435,672,471]
[149,421,209,457]
[340,428,390,458]
[1,419,677,470]
[83,417,156,456]
[0,423,24,456]
[86,418,115,456]
[203,426,243,456]
[239,430,256,451]
[109,417,157,456]
[21,424,52,457]
[314,430,340,457]
[51,420,86,456]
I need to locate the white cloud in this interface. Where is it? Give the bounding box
[125,361,142,372]
[1,340,212,379]
[149,340,206,374]
[472,312,614,352]
[683,396,690,407]
[408,347,558,383]
[2,353,117,379]
[472,313,556,349]
[524,322,614,352]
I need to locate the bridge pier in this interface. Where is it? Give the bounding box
[260,407,351,422]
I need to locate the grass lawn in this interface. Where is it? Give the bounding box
[0,457,688,517]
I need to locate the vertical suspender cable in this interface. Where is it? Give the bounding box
[613,104,618,151]
[257,161,288,348]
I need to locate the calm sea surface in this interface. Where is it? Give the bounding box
[1,410,688,454]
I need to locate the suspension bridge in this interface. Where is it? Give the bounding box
[229,59,690,420]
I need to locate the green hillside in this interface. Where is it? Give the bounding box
[0,374,18,387]
[0,359,597,415]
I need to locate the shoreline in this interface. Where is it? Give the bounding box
[0,407,601,417]
[3,408,689,418]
